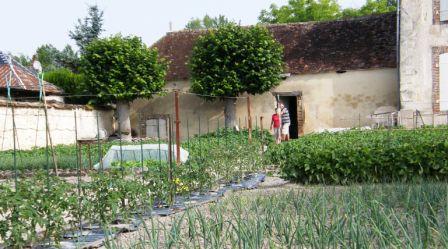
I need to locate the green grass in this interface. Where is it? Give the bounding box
[109,181,448,248]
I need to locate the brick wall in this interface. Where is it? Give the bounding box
[432,47,448,113]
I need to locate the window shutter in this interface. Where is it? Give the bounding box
[441,0,448,22]
[439,53,448,111]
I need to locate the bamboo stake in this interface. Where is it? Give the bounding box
[41,77,58,175]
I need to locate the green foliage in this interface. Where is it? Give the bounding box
[35,44,62,71]
[131,182,448,248]
[12,54,31,67]
[44,68,87,104]
[185,129,272,190]
[69,4,104,52]
[259,0,341,23]
[34,44,80,72]
[269,129,448,184]
[189,24,284,99]
[259,0,397,23]
[0,173,76,247]
[81,35,168,104]
[185,15,233,30]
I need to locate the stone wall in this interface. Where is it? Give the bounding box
[400,0,448,112]
[132,68,398,139]
[0,102,114,151]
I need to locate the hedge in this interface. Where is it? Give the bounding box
[268,129,448,184]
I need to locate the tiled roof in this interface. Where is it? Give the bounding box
[0,51,62,94]
[153,13,397,81]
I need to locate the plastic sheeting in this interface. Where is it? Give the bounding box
[94,144,189,169]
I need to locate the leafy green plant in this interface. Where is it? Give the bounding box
[268,128,448,184]
[0,172,77,247]
[189,23,283,127]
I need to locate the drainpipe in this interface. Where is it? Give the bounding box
[396,0,402,111]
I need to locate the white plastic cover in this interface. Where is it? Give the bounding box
[94,144,189,169]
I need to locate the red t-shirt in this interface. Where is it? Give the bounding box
[272,114,280,128]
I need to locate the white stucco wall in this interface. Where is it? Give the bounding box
[0,105,114,151]
[400,0,448,111]
[132,68,398,137]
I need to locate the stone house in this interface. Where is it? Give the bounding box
[399,0,448,125]
[132,0,448,138]
[132,13,398,139]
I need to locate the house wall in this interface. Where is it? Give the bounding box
[131,68,398,138]
[400,0,448,112]
[0,103,114,151]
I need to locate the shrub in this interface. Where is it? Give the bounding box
[44,68,88,104]
[268,128,448,184]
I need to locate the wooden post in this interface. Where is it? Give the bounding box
[260,116,264,153]
[167,116,174,205]
[174,90,181,165]
[42,79,58,175]
[87,143,92,171]
[247,96,252,142]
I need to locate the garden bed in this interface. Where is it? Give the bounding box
[107,179,448,248]
[269,128,448,184]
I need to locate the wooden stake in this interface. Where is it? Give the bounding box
[247,96,252,143]
[42,77,58,175]
[174,90,181,165]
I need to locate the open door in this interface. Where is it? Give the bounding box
[277,92,304,139]
[296,95,305,136]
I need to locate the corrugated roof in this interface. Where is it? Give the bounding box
[153,13,397,81]
[0,51,62,94]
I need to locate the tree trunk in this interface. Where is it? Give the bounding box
[116,100,132,141]
[224,98,237,129]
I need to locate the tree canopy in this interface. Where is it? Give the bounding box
[259,0,397,24]
[189,24,284,99]
[80,35,167,104]
[33,44,79,72]
[69,5,104,52]
[189,24,283,127]
[185,15,233,30]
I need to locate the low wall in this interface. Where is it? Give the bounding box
[0,101,114,151]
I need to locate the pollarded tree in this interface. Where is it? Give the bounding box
[189,24,284,128]
[81,35,167,140]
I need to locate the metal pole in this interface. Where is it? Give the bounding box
[247,96,252,142]
[167,116,174,205]
[174,90,181,165]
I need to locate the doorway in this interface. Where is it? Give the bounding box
[276,92,304,139]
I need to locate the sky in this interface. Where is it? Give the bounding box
[0,0,365,56]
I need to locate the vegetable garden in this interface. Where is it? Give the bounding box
[2,118,448,247]
[110,181,448,248]
[0,112,271,247]
[269,128,448,184]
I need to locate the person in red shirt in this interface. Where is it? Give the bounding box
[270,108,282,144]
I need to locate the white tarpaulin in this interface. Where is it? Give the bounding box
[94,144,189,169]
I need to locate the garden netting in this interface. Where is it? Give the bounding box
[94,144,189,169]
